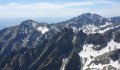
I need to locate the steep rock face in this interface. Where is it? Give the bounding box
[74,30,87,52]
[114,30,120,43]
[65,52,81,70]
[29,27,74,70]
[86,33,107,50]
[1,27,81,70]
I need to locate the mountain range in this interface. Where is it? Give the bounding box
[0,13,120,70]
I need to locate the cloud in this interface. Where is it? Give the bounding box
[0,1,119,18]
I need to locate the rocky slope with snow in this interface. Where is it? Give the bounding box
[0,13,120,70]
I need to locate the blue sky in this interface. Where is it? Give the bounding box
[0,0,96,4]
[0,0,120,27]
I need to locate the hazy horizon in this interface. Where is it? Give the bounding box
[0,0,120,28]
[0,13,120,29]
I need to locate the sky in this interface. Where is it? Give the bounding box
[0,0,120,28]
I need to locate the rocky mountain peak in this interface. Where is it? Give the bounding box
[20,19,38,28]
[21,19,37,25]
[79,13,102,19]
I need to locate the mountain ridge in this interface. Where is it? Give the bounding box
[0,13,120,70]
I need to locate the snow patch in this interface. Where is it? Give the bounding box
[98,24,120,33]
[81,23,120,34]
[72,27,79,33]
[82,24,98,34]
[0,47,5,54]
[99,22,112,28]
[37,26,49,34]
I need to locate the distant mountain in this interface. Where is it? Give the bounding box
[0,13,120,70]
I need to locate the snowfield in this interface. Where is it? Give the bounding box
[79,40,120,70]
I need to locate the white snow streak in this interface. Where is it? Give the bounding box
[60,58,68,70]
